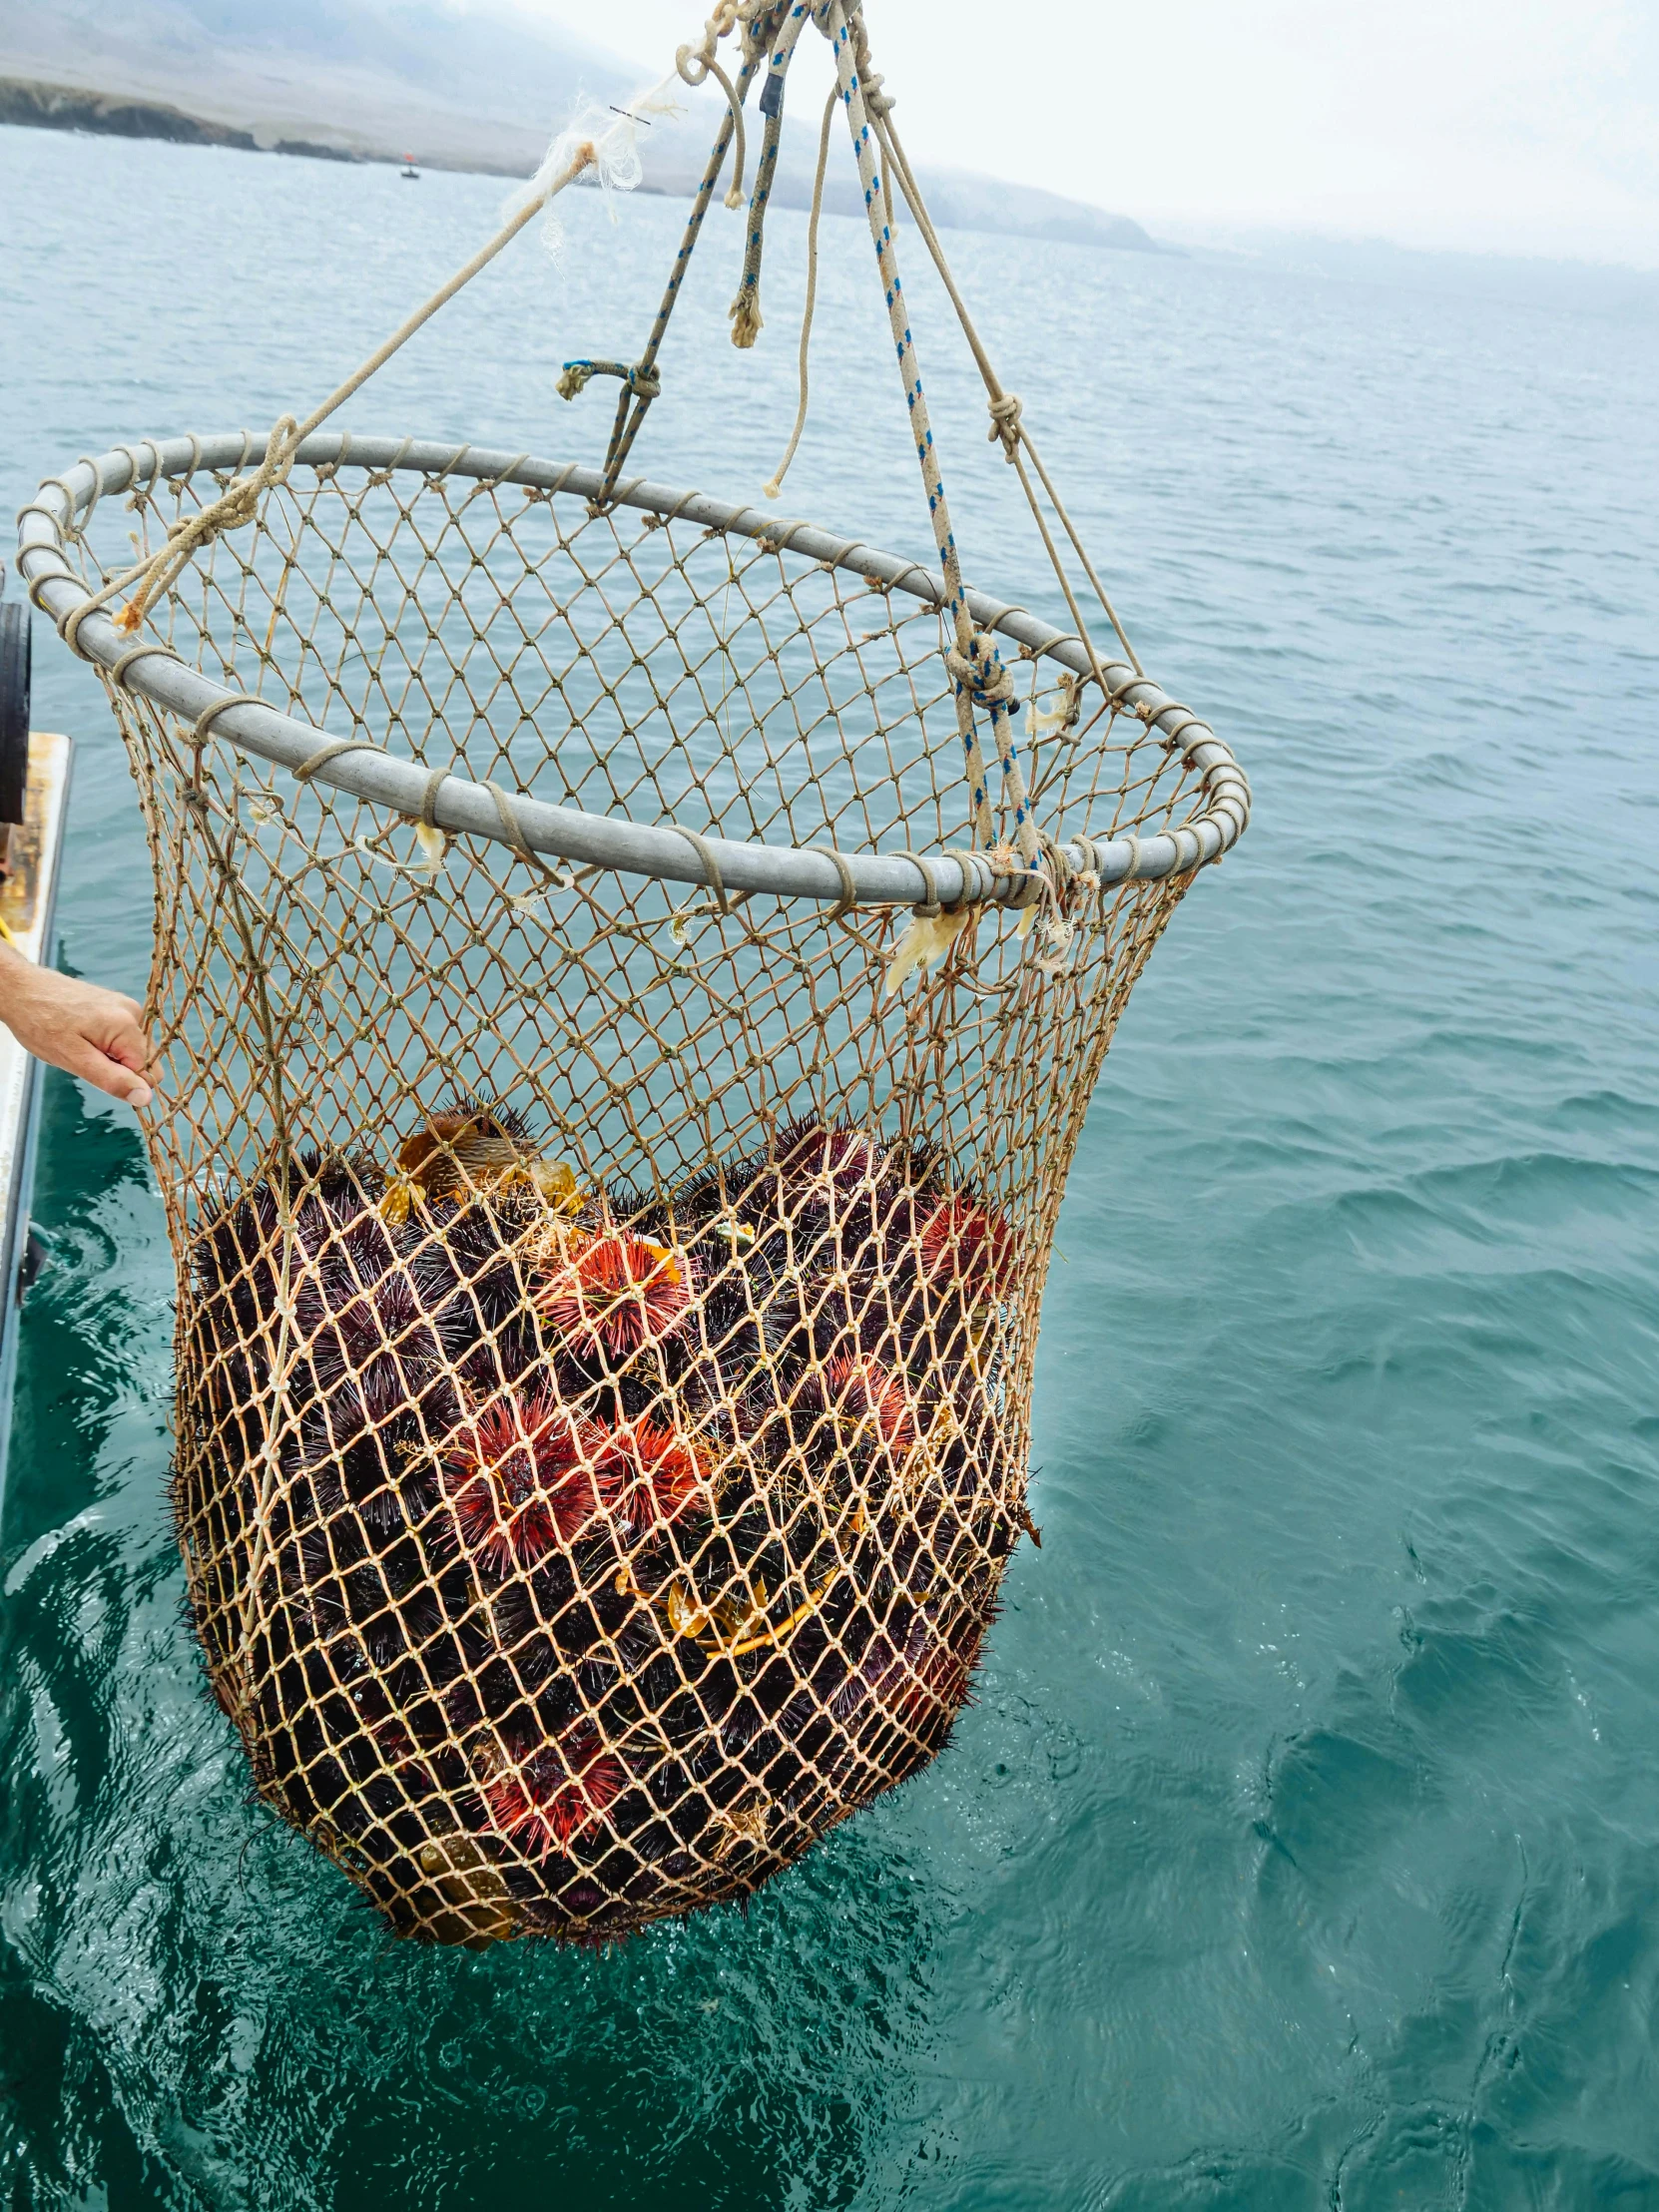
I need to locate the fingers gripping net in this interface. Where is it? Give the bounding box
[18,0,1249,1947]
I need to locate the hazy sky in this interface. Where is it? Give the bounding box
[509,0,1659,266]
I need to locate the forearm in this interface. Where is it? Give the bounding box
[0,939,154,1107]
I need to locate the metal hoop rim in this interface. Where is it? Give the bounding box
[15,431,1251,909]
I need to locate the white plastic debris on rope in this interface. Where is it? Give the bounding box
[505,78,685,261]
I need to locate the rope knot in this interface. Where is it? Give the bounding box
[560,359,661,403]
[560,359,661,407]
[986,391,1022,461]
[115,414,300,634]
[945,631,1017,707]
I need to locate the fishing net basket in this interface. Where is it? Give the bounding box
[16,2,1249,1948]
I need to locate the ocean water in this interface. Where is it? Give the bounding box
[3,119,1658,2209]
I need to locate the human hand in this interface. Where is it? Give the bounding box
[0,944,154,1108]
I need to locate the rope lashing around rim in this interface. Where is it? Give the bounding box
[667,824,737,915]
[102,414,303,639]
[810,845,860,923]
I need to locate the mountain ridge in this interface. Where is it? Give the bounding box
[0,0,1163,253]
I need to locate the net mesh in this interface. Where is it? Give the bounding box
[65,452,1202,1944]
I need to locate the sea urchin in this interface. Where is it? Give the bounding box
[918,1194,1017,1302]
[596,1416,715,1535]
[484,1721,626,1856]
[441,1390,611,1572]
[535,1235,691,1365]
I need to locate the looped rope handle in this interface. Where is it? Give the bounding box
[667,824,732,915]
[676,3,750,208]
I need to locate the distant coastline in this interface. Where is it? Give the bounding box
[2,76,259,154]
[0,78,477,171]
[0,71,1167,252]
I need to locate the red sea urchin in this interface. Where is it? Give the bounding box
[596,1417,715,1535]
[441,1391,612,1571]
[535,1235,691,1365]
[824,1353,916,1453]
[484,1722,626,1856]
[918,1194,1017,1302]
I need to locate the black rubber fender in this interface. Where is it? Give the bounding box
[0,599,31,828]
[16,1227,48,1306]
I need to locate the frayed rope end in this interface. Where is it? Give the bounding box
[728,292,764,350]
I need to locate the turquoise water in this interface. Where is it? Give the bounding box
[4,122,1659,2207]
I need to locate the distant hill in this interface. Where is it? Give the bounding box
[0,0,1163,252]
[0,0,635,173]
[0,76,259,150]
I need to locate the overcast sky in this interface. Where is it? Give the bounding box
[508,0,1659,267]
